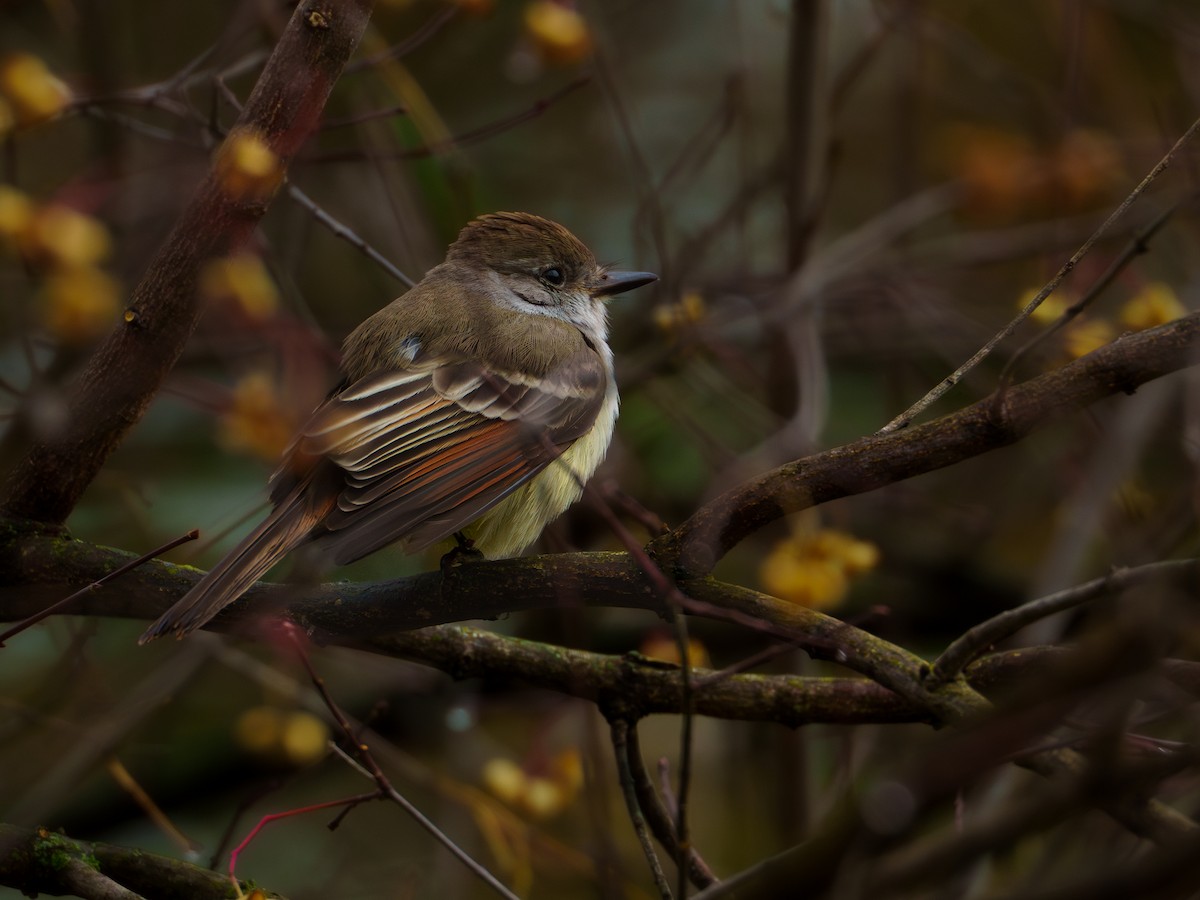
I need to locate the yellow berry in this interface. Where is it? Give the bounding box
[218,373,296,462]
[1062,318,1115,358]
[215,129,283,202]
[200,254,280,320]
[280,711,330,767]
[524,1,592,65]
[482,758,527,806]
[23,204,111,268]
[42,267,120,344]
[0,53,71,126]
[0,185,34,243]
[1119,282,1187,332]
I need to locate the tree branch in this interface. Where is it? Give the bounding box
[0,0,374,525]
[657,312,1200,576]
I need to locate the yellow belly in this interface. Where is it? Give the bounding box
[466,387,618,558]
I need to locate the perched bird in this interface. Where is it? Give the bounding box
[141,212,655,642]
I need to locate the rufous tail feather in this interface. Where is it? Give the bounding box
[139,486,328,643]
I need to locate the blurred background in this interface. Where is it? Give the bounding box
[1,0,1199,897]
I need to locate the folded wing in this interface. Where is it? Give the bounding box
[141,344,606,642]
[282,346,607,565]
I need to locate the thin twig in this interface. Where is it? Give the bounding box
[286,627,519,900]
[997,196,1190,386]
[227,792,378,887]
[285,182,414,288]
[320,103,407,129]
[879,113,1200,434]
[106,757,199,854]
[932,559,1200,681]
[583,482,697,890]
[691,643,796,688]
[626,723,720,889]
[309,76,590,162]
[343,5,458,75]
[611,719,674,899]
[784,0,831,269]
[0,528,199,645]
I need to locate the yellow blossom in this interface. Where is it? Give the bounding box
[521,778,564,819]
[234,705,328,767]
[640,632,710,668]
[1018,288,1072,325]
[524,1,592,65]
[215,129,283,202]
[0,185,34,243]
[810,529,881,575]
[481,748,583,820]
[0,53,71,126]
[760,528,879,610]
[550,748,583,794]
[1119,282,1187,332]
[200,254,280,320]
[22,204,111,269]
[1062,317,1115,358]
[482,758,527,806]
[218,373,296,462]
[654,291,705,335]
[42,267,120,344]
[279,711,330,767]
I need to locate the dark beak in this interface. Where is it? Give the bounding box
[594,269,658,297]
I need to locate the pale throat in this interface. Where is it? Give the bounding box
[487,269,610,344]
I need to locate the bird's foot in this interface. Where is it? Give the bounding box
[441,532,484,574]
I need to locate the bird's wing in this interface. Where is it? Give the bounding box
[281,346,607,564]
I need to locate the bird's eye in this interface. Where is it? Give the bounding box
[541,267,565,286]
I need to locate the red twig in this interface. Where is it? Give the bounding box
[227,792,377,886]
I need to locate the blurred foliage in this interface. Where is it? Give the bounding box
[1,0,1199,898]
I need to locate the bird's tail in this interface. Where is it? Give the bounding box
[139,484,331,643]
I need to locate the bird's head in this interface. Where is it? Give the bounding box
[448,212,656,340]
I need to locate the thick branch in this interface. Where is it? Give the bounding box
[0,0,374,525]
[0,823,263,900]
[7,529,1200,727]
[658,313,1200,575]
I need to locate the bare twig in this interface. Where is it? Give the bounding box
[285,627,519,900]
[932,559,1200,681]
[998,196,1190,385]
[105,758,199,855]
[784,0,831,269]
[285,182,415,288]
[625,724,720,889]
[0,528,198,645]
[583,483,697,890]
[611,719,674,899]
[343,4,458,74]
[309,76,590,162]
[879,113,1200,434]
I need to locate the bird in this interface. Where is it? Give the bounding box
[140,212,656,642]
